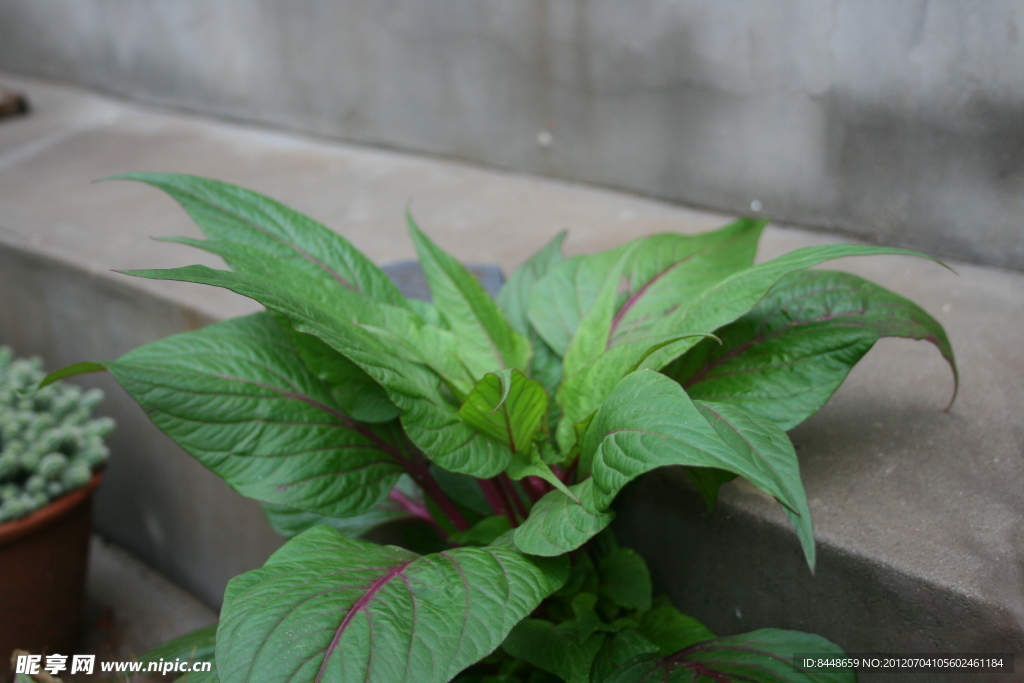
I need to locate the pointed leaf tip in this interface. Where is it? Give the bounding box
[40,361,107,388]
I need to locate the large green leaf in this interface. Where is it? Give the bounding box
[105,313,404,517]
[555,244,948,451]
[216,526,568,683]
[160,235,481,396]
[605,220,764,348]
[512,480,614,556]
[666,269,958,429]
[641,245,948,369]
[580,371,800,513]
[521,372,815,559]
[113,173,408,306]
[120,264,511,478]
[561,220,764,376]
[509,504,582,559]
[501,619,605,683]
[694,400,815,571]
[408,216,531,376]
[516,374,816,560]
[596,628,854,683]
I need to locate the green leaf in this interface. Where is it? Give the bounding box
[262,494,410,539]
[579,371,798,514]
[604,221,764,348]
[561,243,640,378]
[530,336,564,400]
[149,236,475,399]
[599,548,652,612]
[39,361,107,388]
[562,220,764,375]
[497,231,567,337]
[683,467,738,512]
[140,623,217,665]
[112,173,408,306]
[527,243,629,357]
[449,514,513,546]
[513,480,615,557]
[268,311,399,423]
[431,465,495,517]
[459,369,548,455]
[556,244,948,453]
[216,526,568,683]
[694,400,816,570]
[120,264,511,478]
[501,619,605,683]
[105,313,404,517]
[570,593,606,642]
[666,269,958,429]
[408,214,531,375]
[505,449,579,503]
[638,603,715,655]
[595,628,854,683]
[589,630,661,683]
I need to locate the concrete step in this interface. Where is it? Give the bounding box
[82,535,217,666]
[0,73,1020,679]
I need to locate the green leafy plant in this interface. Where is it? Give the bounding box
[50,174,956,682]
[0,348,112,523]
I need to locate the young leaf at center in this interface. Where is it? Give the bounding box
[458,369,547,455]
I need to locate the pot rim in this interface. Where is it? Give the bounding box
[0,472,102,547]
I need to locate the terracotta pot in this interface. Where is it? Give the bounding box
[0,473,101,660]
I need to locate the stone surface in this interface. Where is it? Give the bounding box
[1,2,1023,270]
[0,74,1020,671]
[83,535,217,661]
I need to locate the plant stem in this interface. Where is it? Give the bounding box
[559,459,578,485]
[394,440,470,531]
[492,477,520,525]
[388,488,431,521]
[411,465,470,531]
[478,478,516,525]
[499,473,530,521]
[520,476,550,503]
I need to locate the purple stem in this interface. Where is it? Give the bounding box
[499,473,530,521]
[388,488,432,523]
[478,478,515,524]
[520,476,551,502]
[409,462,470,531]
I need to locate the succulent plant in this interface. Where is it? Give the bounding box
[0,347,113,524]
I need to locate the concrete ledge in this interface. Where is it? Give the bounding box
[0,74,1021,672]
[83,535,217,661]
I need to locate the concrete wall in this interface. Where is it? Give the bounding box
[1,1,1022,270]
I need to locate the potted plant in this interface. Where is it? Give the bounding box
[0,348,113,659]
[53,174,956,682]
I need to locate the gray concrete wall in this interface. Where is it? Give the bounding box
[1,1,1022,270]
